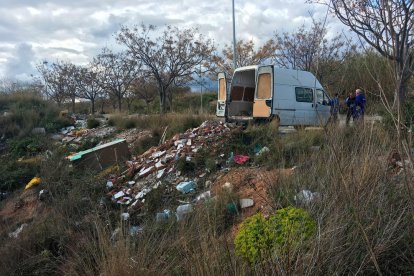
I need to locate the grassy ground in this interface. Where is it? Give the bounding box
[1,91,414,275]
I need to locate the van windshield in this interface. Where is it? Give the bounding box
[316,89,330,105]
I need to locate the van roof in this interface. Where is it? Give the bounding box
[234,65,324,89]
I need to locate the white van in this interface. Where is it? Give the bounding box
[216,65,331,126]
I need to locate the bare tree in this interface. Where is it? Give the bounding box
[320,0,414,111]
[211,39,276,79]
[36,60,77,111]
[74,63,105,114]
[94,48,140,112]
[117,24,215,113]
[273,20,356,89]
[129,76,157,112]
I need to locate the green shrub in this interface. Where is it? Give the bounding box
[8,136,49,157]
[86,117,100,129]
[235,207,316,265]
[268,207,316,250]
[234,213,272,264]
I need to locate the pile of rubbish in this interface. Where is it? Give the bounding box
[103,121,241,221]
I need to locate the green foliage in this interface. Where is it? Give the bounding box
[0,92,70,138]
[86,117,100,129]
[0,158,39,191]
[234,207,316,265]
[77,137,100,151]
[234,213,272,264]
[8,135,49,157]
[268,207,316,249]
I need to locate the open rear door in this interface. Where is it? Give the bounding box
[253,65,273,118]
[216,72,227,117]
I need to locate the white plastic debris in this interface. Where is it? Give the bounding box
[294,190,320,204]
[106,181,114,188]
[129,226,144,236]
[152,150,166,158]
[155,160,164,169]
[205,180,212,188]
[157,169,166,179]
[239,198,254,209]
[113,191,125,199]
[121,212,130,221]
[222,182,233,191]
[135,188,151,199]
[139,166,154,177]
[156,209,171,222]
[195,191,211,202]
[256,146,270,156]
[9,223,28,238]
[176,204,193,221]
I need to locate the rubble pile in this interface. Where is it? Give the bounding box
[104,121,239,218]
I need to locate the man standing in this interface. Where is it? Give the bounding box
[345,92,356,125]
[355,89,366,121]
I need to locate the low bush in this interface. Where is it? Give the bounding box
[234,208,316,265]
[86,117,100,129]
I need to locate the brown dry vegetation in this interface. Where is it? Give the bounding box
[1,117,414,275]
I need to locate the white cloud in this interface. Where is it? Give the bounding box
[0,0,351,80]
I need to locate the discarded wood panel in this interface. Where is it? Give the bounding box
[68,139,130,170]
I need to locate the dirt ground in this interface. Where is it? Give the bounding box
[212,167,293,217]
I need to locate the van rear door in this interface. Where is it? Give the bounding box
[216,72,227,117]
[253,65,273,118]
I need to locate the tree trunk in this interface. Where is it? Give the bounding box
[159,85,166,114]
[118,95,122,111]
[71,97,76,113]
[100,98,105,114]
[91,99,95,114]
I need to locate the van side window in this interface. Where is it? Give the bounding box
[295,87,313,102]
[316,89,330,105]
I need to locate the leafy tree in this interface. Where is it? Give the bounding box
[117,24,215,113]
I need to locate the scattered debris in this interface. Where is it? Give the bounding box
[129,226,144,236]
[156,209,171,222]
[121,212,130,221]
[8,223,28,238]
[255,146,270,156]
[32,127,46,134]
[25,177,41,190]
[176,204,193,221]
[294,190,320,204]
[234,154,250,165]
[195,191,211,202]
[67,139,130,170]
[176,181,196,194]
[38,189,49,201]
[239,198,254,209]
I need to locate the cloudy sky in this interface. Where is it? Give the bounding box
[0,0,348,80]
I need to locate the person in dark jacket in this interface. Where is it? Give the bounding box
[354,89,366,121]
[345,92,356,125]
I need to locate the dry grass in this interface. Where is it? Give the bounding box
[2,120,414,275]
